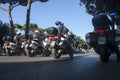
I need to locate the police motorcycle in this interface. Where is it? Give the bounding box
[3,36,22,56]
[67,32,76,52]
[21,39,29,56]
[46,27,74,59]
[21,32,34,56]
[57,31,74,59]
[42,37,52,56]
[25,30,51,57]
[45,27,59,58]
[85,12,120,62]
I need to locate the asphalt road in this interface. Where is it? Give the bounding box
[0,53,120,80]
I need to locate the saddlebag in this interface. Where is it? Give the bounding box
[85,32,97,47]
[106,30,115,44]
[46,27,58,36]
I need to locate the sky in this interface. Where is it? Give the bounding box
[0,0,93,40]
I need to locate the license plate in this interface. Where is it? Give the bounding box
[98,36,106,45]
[50,41,55,47]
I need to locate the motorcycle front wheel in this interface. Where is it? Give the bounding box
[68,46,74,59]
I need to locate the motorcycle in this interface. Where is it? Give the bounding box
[49,34,60,58]
[21,39,29,56]
[25,39,51,57]
[86,29,109,62]
[3,40,22,56]
[45,27,59,58]
[43,37,52,56]
[46,27,74,59]
[85,27,120,62]
[57,35,74,59]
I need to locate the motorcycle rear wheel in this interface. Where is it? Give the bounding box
[99,46,110,62]
[26,48,35,57]
[44,49,51,56]
[5,49,14,56]
[68,46,74,59]
[52,49,61,59]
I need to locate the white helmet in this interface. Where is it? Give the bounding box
[35,30,39,33]
[16,32,21,35]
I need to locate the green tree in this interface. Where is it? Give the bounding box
[22,0,49,39]
[80,0,120,16]
[38,27,45,40]
[29,23,38,31]
[23,23,38,31]
[14,23,23,30]
[75,36,89,50]
[0,20,10,46]
[0,0,22,41]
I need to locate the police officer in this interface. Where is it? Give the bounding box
[55,21,69,38]
[92,12,114,31]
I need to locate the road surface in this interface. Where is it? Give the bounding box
[0,53,120,80]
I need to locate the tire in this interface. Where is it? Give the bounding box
[116,42,120,60]
[26,48,35,57]
[6,48,14,56]
[116,53,120,60]
[52,49,61,59]
[22,48,27,56]
[44,49,51,56]
[99,46,110,62]
[68,46,74,59]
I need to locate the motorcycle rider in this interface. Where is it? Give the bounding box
[14,32,22,47]
[33,29,41,42]
[2,35,11,55]
[32,29,43,48]
[14,32,22,42]
[55,21,74,58]
[55,21,75,46]
[13,32,22,55]
[92,12,114,31]
[55,21,69,39]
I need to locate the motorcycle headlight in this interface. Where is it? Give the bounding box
[98,36,106,45]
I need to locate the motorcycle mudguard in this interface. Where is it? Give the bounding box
[50,41,56,48]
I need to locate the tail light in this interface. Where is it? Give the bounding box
[50,35,57,41]
[97,29,105,34]
[5,41,10,45]
[24,39,29,44]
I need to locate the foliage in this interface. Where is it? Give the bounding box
[38,27,45,40]
[0,20,10,46]
[30,23,38,31]
[75,36,89,50]
[80,0,120,16]
[0,0,49,40]
[14,23,23,30]
[22,23,38,31]
[0,0,22,41]
[19,0,49,39]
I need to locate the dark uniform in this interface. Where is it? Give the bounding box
[92,13,113,30]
